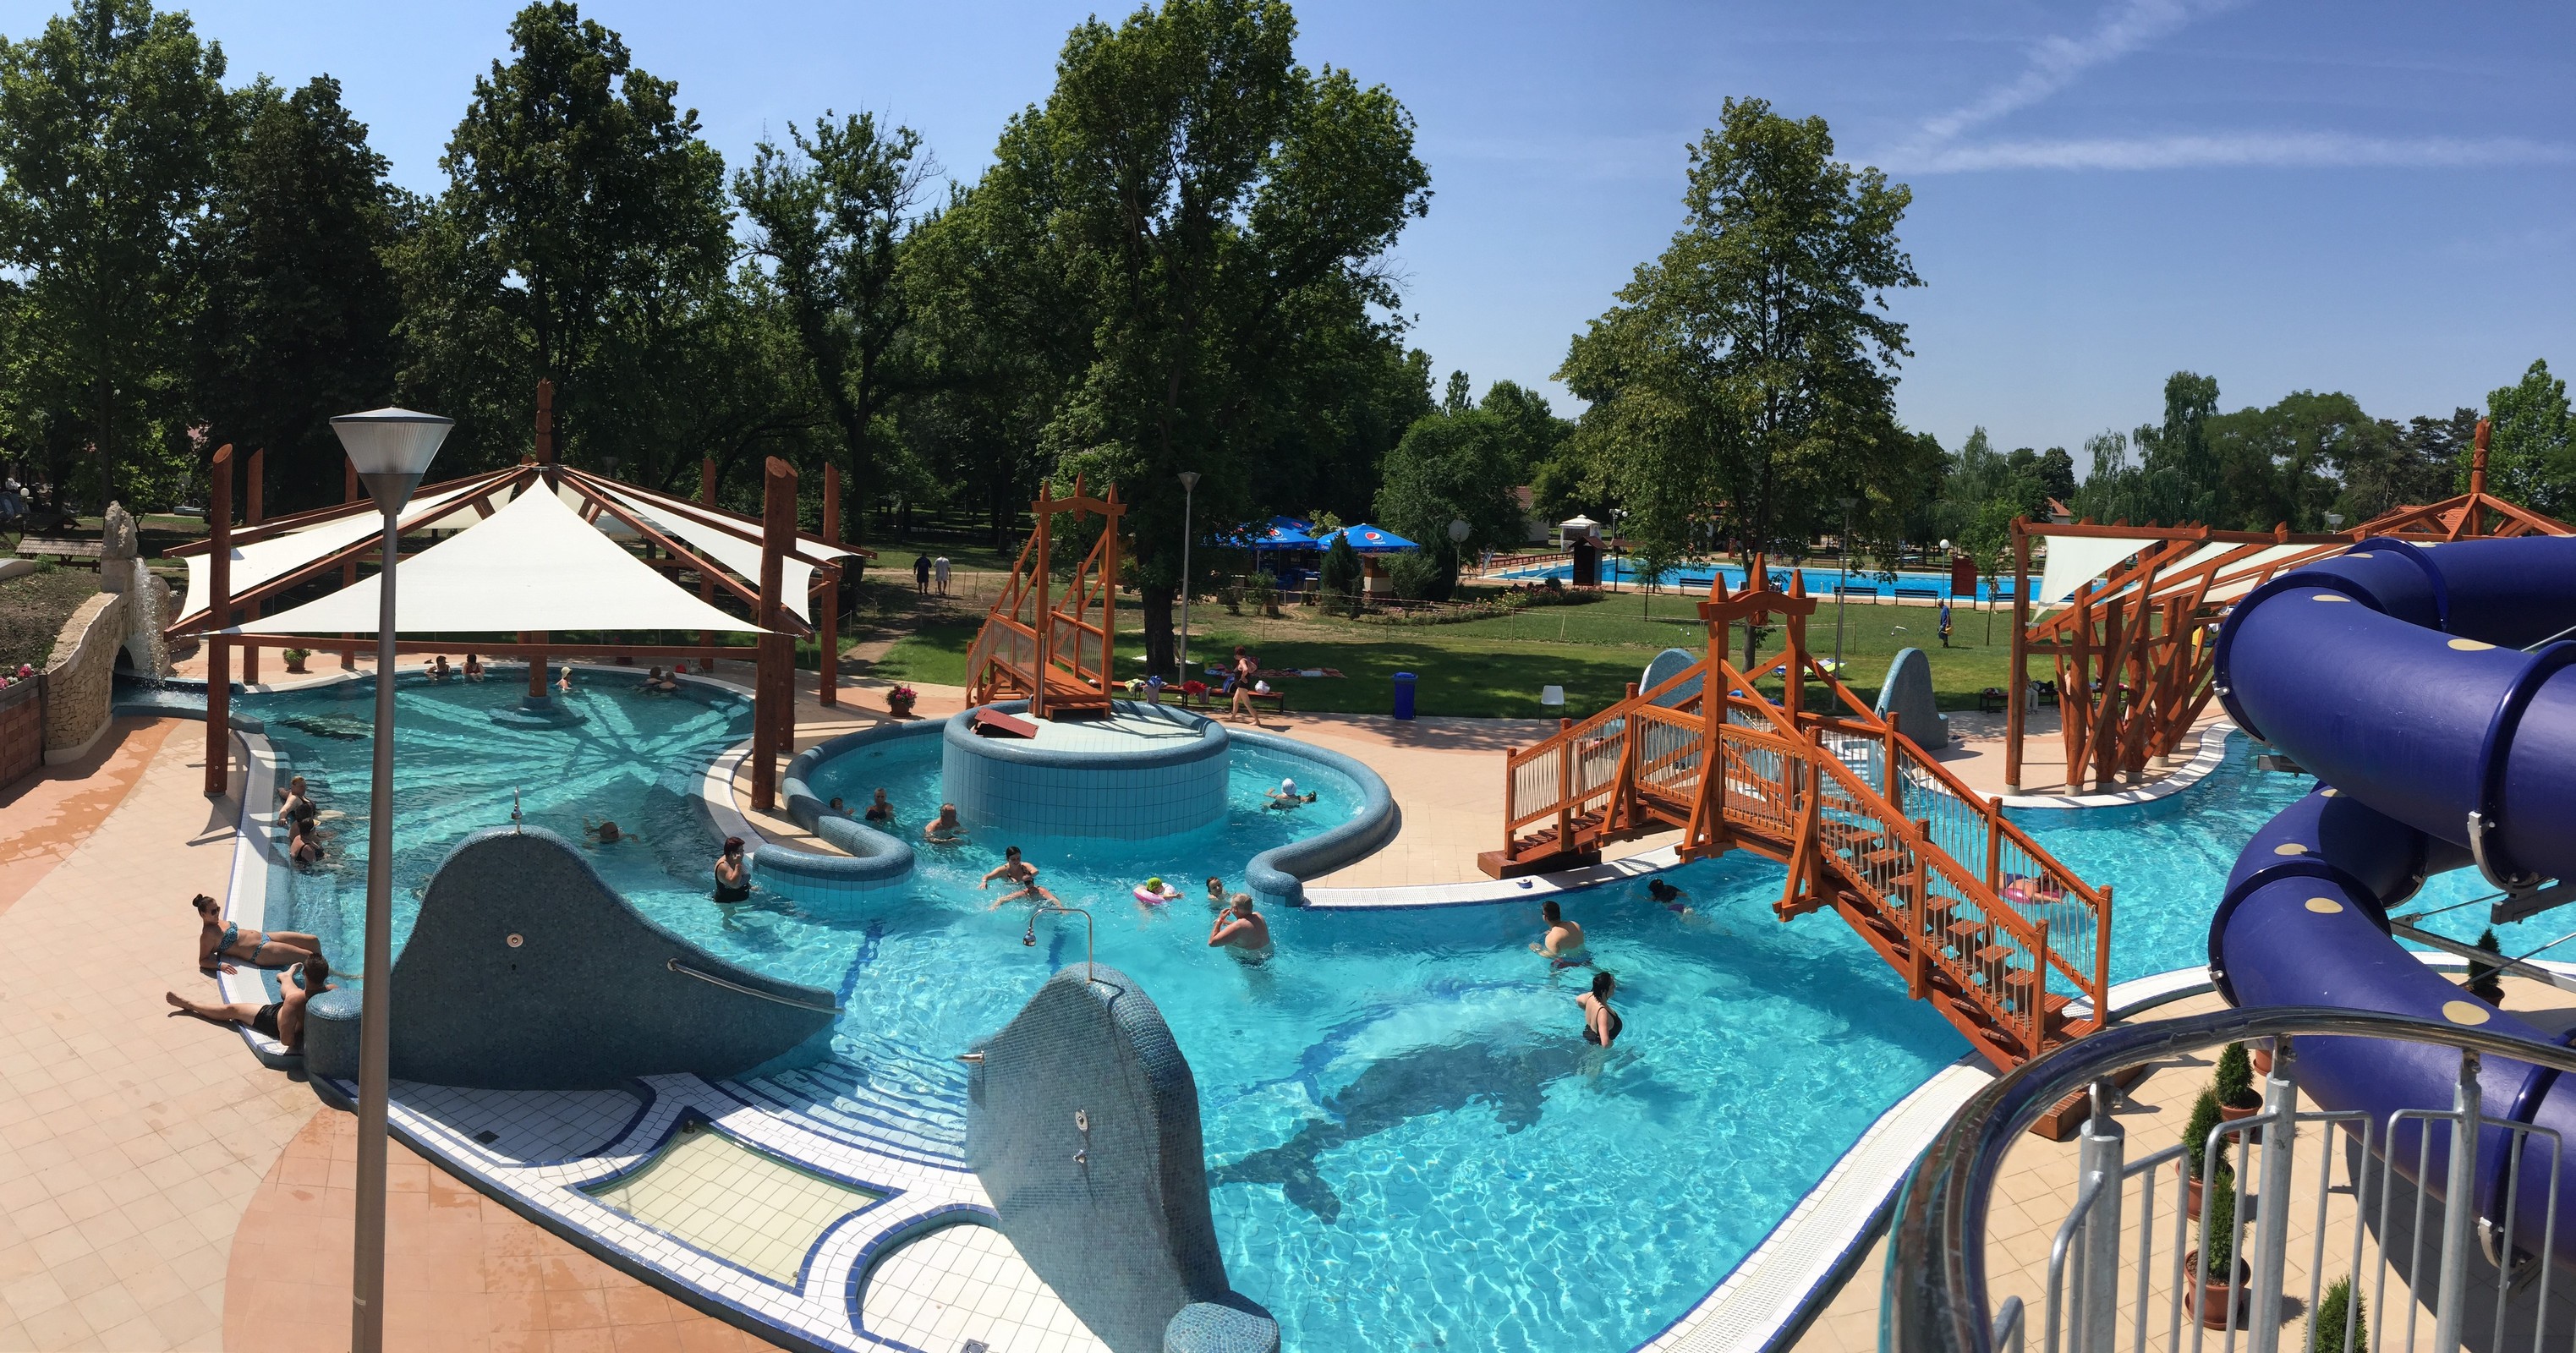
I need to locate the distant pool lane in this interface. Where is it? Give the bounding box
[1502,556,2002,602]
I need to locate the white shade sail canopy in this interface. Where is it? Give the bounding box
[178,476,496,627]
[230,485,765,637]
[2035,534,2160,605]
[586,479,831,623]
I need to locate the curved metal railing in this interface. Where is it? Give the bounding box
[1892,1005,2576,1353]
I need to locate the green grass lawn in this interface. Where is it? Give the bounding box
[861,589,2022,721]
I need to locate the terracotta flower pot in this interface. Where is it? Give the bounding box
[2250,1044,2272,1077]
[2179,1161,2206,1220]
[2184,1252,2250,1329]
[885,693,916,717]
[2218,1096,2262,1123]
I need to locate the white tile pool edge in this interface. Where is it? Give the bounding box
[1997,721,2239,810]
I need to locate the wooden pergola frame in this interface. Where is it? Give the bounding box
[181,382,874,810]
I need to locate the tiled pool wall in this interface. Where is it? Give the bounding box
[941,702,1230,840]
[765,720,940,911]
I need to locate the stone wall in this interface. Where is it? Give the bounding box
[42,589,128,764]
[0,677,41,787]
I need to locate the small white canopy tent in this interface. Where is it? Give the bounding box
[230,485,763,637]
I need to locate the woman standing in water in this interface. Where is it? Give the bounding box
[1577,970,1622,1048]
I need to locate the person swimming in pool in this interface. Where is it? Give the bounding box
[584,819,628,846]
[1578,970,1622,1048]
[1529,899,1589,969]
[1205,876,1228,907]
[167,952,333,1050]
[192,893,318,973]
[1137,876,1182,906]
[863,788,896,824]
[277,775,320,830]
[556,667,575,695]
[1647,878,1693,916]
[924,803,965,842]
[288,818,328,868]
[982,846,1057,907]
[463,653,485,682]
[1263,777,1316,811]
[713,837,753,903]
[1209,893,1273,963]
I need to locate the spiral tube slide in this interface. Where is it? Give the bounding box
[2208,534,2576,1255]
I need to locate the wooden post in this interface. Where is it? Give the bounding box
[1985,797,2004,894]
[752,457,796,810]
[1030,482,1053,720]
[2004,519,2031,790]
[819,463,841,707]
[204,446,234,797]
[528,381,553,692]
[241,447,264,684]
[2093,885,2114,1022]
[699,457,719,674]
[1099,485,1121,703]
[1554,715,1574,852]
[2064,580,2093,788]
[341,460,359,670]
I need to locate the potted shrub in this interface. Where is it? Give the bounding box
[2216,1042,2263,1121]
[1249,572,1279,618]
[2180,1087,2228,1219]
[282,648,309,674]
[2185,1172,2248,1329]
[2312,1275,2365,1353]
[885,683,918,717]
[1219,583,1242,616]
[2468,927,2507,1005]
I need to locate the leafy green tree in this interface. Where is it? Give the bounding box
[412,2,731,468]
[194,76,407,513]
[2132,371,2224,526]
[1319,531,1362,615]
[929,0,1430,676]
[735,110,929,531]
[0,0,237,510]
[1373,399,1526,586]
[1559,97,1921,664]
[2476,359,2573,515]
[2313,1275,2365,1353]
[2338,408,2474,523]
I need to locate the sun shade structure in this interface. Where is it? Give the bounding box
[1314,523,1417,553]
[230,485,764,636]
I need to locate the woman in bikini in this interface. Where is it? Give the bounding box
[288,819,328,868]
[463,654,485,682]
[981,846,1057,907]
[167,953,332,1051]
[1228,647,1258,724]
[1577,970,1622,1048]
[713,837,753,904]
[277,775,320,830]
[192,892,319,973]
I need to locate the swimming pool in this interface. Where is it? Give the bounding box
[1503,556,2001,602]
[245,671,1969,1352]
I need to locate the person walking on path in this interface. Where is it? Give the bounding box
[913,552,933,594]
[933,556,951,596]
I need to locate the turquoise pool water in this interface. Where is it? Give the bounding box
[246,673,1969,1353]
[1504,556,2002,602]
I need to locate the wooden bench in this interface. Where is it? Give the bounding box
[1161,685,1288,717]
[14,538,102,567]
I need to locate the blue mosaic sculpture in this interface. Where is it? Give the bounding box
[1874,646,1951,750]
[967,964,1280,1353]
[303,826,835,1089]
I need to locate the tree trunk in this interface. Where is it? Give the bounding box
[1141,581,1177,680]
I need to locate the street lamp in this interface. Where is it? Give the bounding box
[1176,471,1200,682]
[1833,496,1857,675]
[329,407,451,1353]
[2324,511,2345,533]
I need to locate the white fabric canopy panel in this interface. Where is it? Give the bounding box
[588,483,838,624]
[2201,543,2345,604]
[179,478,494,625]
[2035,534,2162,605]
[230,485,765,637]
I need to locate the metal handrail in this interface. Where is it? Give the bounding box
[1890,1004,2576,1353]
[664,957,843,1014]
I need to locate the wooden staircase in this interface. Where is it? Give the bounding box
[1481,561,2113,1069]
[965,477,1123,720]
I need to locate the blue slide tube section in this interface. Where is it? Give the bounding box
[2210,535,2576,1256]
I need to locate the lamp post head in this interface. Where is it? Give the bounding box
[2324,512,2345,529]
[1447,518,1471,544]
[1177,471,1201,493]
[332,408,452,514]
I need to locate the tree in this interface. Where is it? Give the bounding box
[736,110,929,532]
[1373,398,1525,586]
[2477,359,2574,515]
[2132,371,2223,526]
[930,0,1430,676]
[1559,97,1921,665]
[1319,531,1362,615]
[2338,407,2474,523]
[0,0,236,510]
[416,2,731,468]
[195,76,406,513]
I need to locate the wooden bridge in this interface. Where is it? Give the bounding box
[965,477,1123,720]
[1484,561,2113,1068]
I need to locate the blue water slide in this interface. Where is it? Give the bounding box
[2208,535,2576,1253]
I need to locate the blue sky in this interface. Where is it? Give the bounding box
[25,0,2573,459]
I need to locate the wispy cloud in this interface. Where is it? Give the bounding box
[1878,0,2576,173]
[1911,131,2576,173]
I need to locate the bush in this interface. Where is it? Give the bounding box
[2185,1087,2227,1180]
[2469,927,2506,1003]
[2199,1164,2239,1277]
[1247,572,1277,617]
[2311,1276,2365,1353]
[1320,536,1363,616]
[2216,1042,2259,1109]
[1218,583,1242,616]
[1386,550,1453,602]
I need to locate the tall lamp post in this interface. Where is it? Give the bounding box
[1176,471,1200,681]
[330,408,451,1353]
[1833,496,1857,674]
